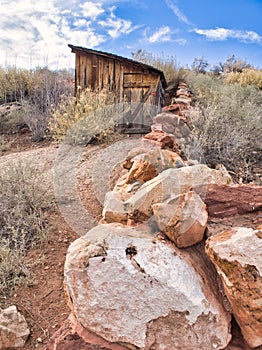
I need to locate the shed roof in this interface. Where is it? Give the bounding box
[68,44,167,88]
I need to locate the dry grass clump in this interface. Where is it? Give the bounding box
[0,67,31,104]
[224,68,262,89]
[0,105,26,135]
[131,49,188,86]
[0,162,53,296]
[0,67,74,141]
[48,88,123,145]
[187,74,262,183]
[0,135,13,155]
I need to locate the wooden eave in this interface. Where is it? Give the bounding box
[68,44,167,88]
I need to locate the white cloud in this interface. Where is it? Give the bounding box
[0,0,137,68]
[80,1,104,19]
[146,26,173,43]
[195,28,262,44]
[164,0,192,26]
[144,26,185,45]
[98,11,136,39]
[174,38,187,45]
[73,19,91,28]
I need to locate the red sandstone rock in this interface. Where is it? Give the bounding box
[205,184,262,217]
[142,130,174,149]
[0,305,30,349]
[176,89,192,98]
[162,103,188,118]
[151,113,191,148]
[64,224,231,350]
[102,191,128,224]
[125,149,185,185]
[206,227,262,348]
[222,319,252,350]
[152,191,208,248]
[46,314,128,350]
[126,159,158,184]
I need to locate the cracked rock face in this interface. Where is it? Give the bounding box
[125,164,232,221]
[152,191,208,248]
[125,149,185,185]
[64,223,231,350]
[206,227,262,348]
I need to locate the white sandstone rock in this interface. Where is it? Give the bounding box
[65,223,231,350]
[125,164,232,220]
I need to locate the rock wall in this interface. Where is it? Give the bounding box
[47,82,262,350]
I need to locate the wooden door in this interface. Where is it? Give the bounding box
[122,72,156,133]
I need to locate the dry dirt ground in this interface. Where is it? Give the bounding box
[0,133,261,350]
[0,132,139,350]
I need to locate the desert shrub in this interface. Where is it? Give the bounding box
[224,68,262,89]
[0,67,32,104]
[24,68,74,141]
[188,74,262,183]
[48,88,122,144]
[0,135,11,154]
[186,71,223,104]
[211,54,252,76]
[191,57,209,74]
[131,49,188,85]
[0,66,74,140]
[0,105,26,134]
[0,162,52,295]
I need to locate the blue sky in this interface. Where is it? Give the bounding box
[0,0,261,70]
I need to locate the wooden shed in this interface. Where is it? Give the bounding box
[68,44,167,132]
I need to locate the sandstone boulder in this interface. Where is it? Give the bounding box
[174,96,192,104]
[152,112,190,135]
[206,227,262,348]
[107,151,186,218]
[122,146,166,170]
[125,164,232,221]
[113,177,141,202]
[102,191,128,224]
[205,184,262,217]
[141,130,174,149]
[47,313,127,350]
[64,223,231,350]
[126,159,157,184]
[161,103,188,117]
[125,149,185,184]
[152,191,208,248]
[0,305,30,349]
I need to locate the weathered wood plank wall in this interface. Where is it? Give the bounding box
[69,45,167,131]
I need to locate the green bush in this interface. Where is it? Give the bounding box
[0,162,53,296]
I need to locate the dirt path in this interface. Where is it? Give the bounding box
[0,136,141,349]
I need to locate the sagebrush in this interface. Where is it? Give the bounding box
[187,73,262,183]
[0,162,53,296]
[0,66,74,141]
[48,88,125,145]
